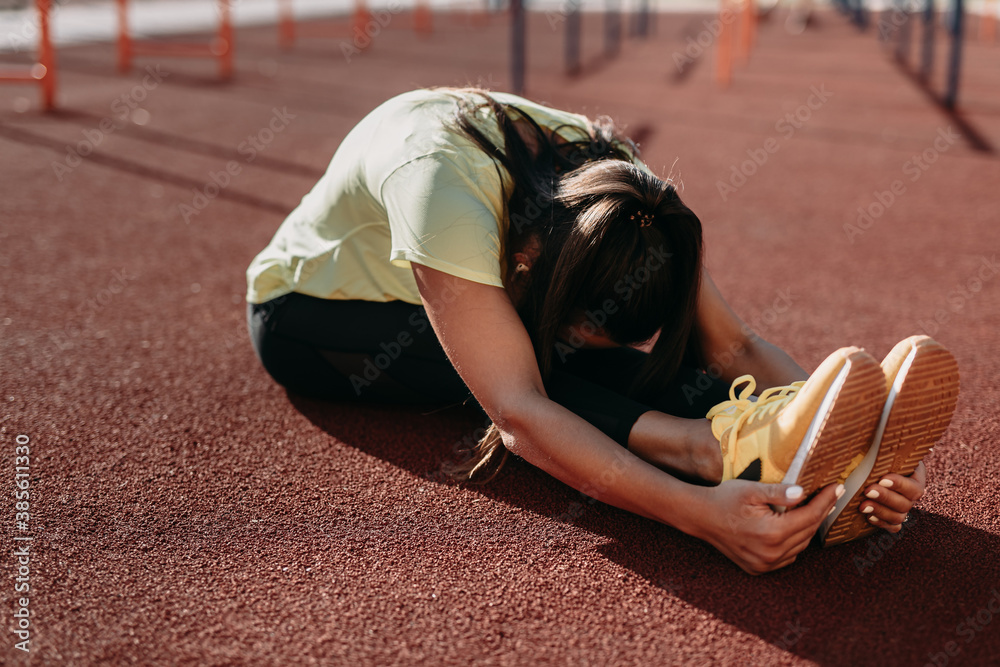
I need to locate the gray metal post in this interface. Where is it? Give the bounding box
[944,0,964,109]
[511,0,526,94]
[896,2,912,61]
[920,0,934,81]
[852,0,868,29]
[566,2,581,75]
[636,0,650,38]
[605,0,621,57]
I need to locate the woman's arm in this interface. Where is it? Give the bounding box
[411,263,841,574]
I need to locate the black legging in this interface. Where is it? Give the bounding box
[247,293,730,448]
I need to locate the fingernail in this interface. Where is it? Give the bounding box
[827,505,838,517]
[868,515,879,524]
[879,479,894,488]
[786,485,804,500]
[866,489,879,499]
[861,506,874,514]
[835,484,845,499]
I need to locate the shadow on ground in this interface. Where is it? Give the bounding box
[291,393,1000,666]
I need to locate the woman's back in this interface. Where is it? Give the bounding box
[245,87,602,307]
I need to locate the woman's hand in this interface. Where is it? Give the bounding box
[857,461,926,533]
[692,481,844,575]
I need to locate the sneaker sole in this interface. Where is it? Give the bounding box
[777,350,885,507]
[819,340,960,547]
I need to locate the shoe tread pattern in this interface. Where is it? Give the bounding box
[794,354,885,501]
[823,345,960,547]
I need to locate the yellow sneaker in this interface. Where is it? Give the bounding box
[706,347,886,501]
[706,377,805,482]
[819,336,960,547]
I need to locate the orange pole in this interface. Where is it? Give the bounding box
[279,0,295,48]
[117,0,131,73]
[475,0,490,27]
[981,0,997,42]
[112,0,231,79]
[716,0,733,87]
[218,0,233,78]
[38,0,56,110]
[414,0,433,35]
[352,0,373,48]
[737,0,755,64]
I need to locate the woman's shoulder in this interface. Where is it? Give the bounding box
[369,88,499,156]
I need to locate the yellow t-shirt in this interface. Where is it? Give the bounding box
[245,87,651,306]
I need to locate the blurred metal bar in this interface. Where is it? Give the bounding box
[980,0,997,41]
[279,0,294,48]
[715,0,734,87]
[605,0,621,57]
[38,0,55,109]
[896,1,911,62]
[944,0,964,109]
[219,0,233,78]
[0,0,57,109]
[566,3,581,75]
[920,0,934,80]
[511,0,525,94]
[117,0,232,79]
[117,0,131,72]
[737,0,756,64]
[631,0,650,38]
[852,0,868,29]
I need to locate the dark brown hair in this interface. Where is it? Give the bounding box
[438,87,704,481]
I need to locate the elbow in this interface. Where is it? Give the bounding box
[488,388,547,458]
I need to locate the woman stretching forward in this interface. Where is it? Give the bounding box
[246,87,957,574]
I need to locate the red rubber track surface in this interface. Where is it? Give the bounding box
[1,9,999,666]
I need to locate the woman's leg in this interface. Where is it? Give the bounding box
[247,293,724,478]
[247,293,474,405]
[549,345,731,482]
